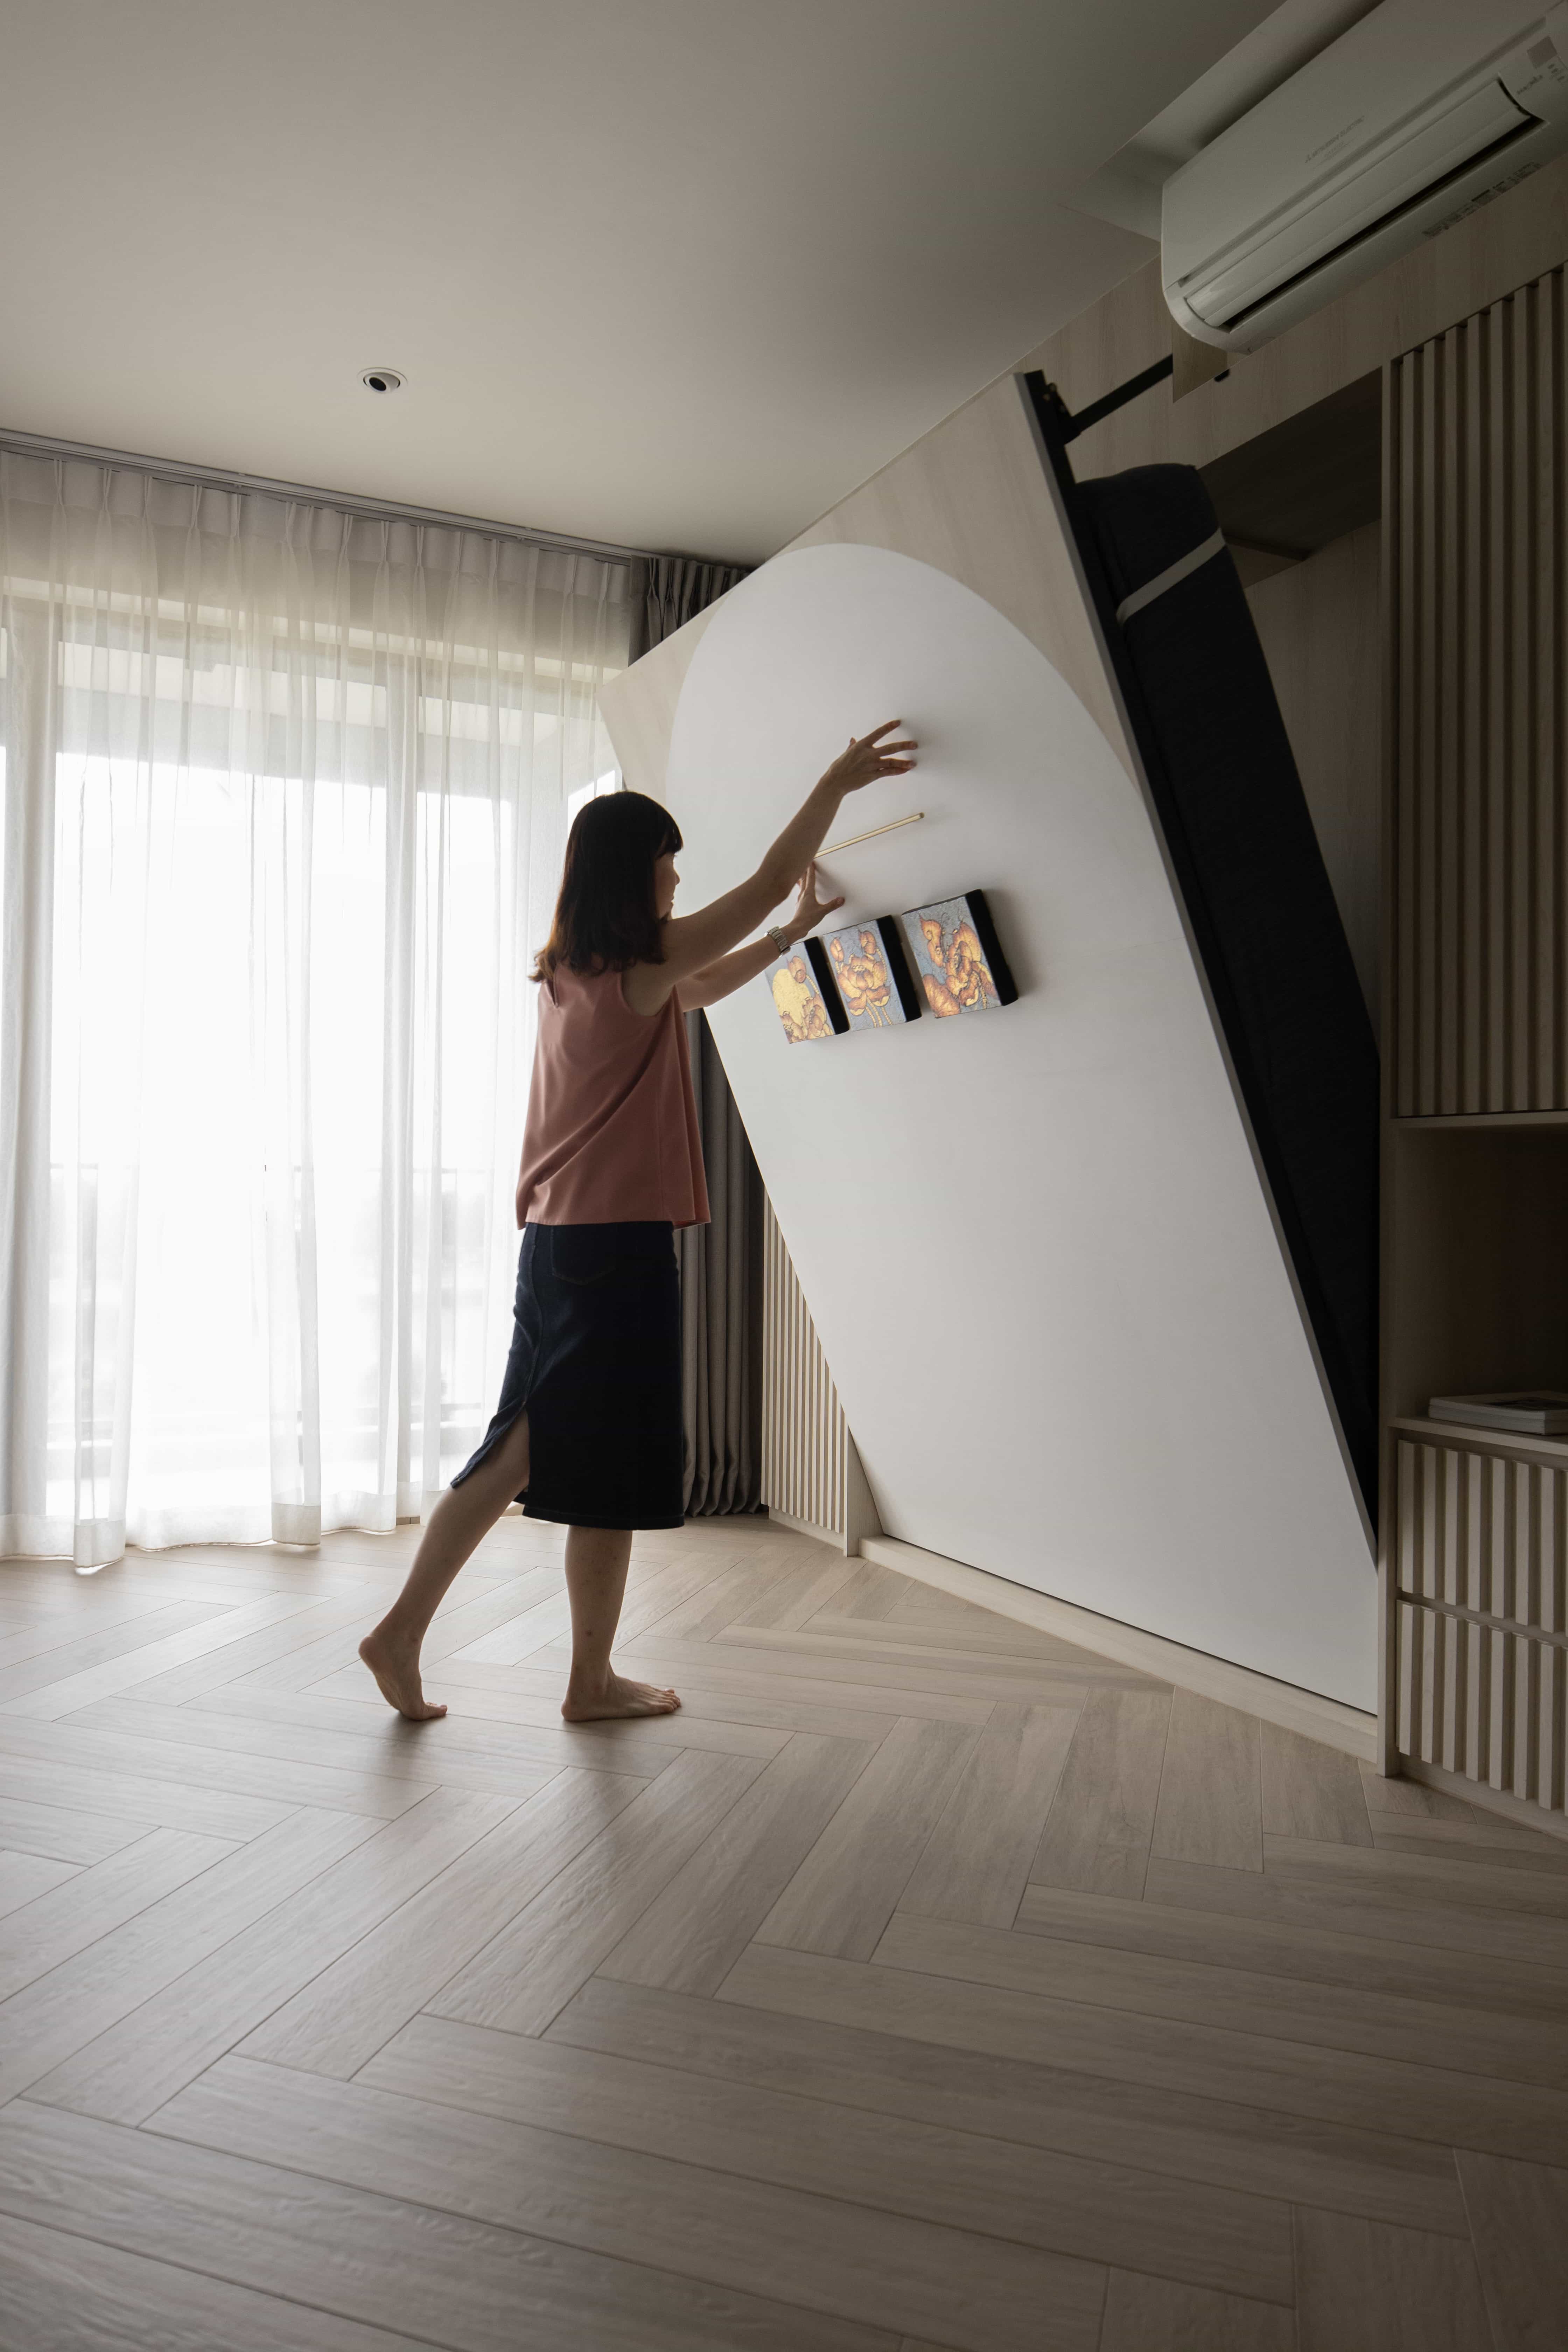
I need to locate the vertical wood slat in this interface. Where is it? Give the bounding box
[1436,314,1462,1115]
[1389,265,1568,1113]
[1394,1435,1568,1821]
[1493,289,1512,1111]
[1393,351,1419,1111]
[760,1197,849,1542]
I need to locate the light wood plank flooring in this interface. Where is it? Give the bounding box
[0,1515,1560,2350]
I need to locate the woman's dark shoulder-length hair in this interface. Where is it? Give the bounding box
[532,789,682,982]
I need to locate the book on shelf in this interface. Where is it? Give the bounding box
[1426,1392,1568,1436]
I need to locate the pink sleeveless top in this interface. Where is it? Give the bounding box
[515,965,710,1230]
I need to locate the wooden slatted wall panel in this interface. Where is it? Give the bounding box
[1394,1436,1568,1818]
[761,1198,848,1541]
[1389,265,1568,1115]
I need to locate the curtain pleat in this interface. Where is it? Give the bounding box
[680,1011,764,1515]
[0,446,630,1564]
[630,554,748,664]
[629,555,763,1518]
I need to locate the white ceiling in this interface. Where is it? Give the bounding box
[1068,0,1384,236]
[4,0,1302,564]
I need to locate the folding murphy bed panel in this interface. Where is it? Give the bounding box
[1039,435,1379,1518]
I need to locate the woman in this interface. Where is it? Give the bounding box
[360,718,917,1722]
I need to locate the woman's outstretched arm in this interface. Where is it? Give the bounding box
[677,863,842,1010]
[624,721,915,1014]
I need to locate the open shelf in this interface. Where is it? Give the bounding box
[1384,1122,1568,1425]
[1390,1415,1568,1470]
[1200,371,1380,560]
[1392,1110,1568,1130]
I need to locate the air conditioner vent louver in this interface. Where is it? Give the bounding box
[1209,109,1536,335]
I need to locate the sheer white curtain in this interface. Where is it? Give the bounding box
[0,450,629,1566]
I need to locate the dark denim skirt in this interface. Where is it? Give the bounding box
[451,1220,683,1531]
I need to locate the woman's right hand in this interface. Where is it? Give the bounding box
[787,860,846,939]
[821,719,918,796]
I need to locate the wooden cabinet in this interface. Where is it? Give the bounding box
[1391,1424,1566,1819]
[1381,261,1568,1836]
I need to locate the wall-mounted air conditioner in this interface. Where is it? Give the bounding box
[1163,0,1568,352]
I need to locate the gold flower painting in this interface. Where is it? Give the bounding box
[899,895,1003,1018]
[825,924,908,1029]
[767,950,835,1043]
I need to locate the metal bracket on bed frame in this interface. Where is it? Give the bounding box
[1020,363,1177,520]
[1027,356,1176,452]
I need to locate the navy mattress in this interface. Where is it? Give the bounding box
[1071,464,1378,1518]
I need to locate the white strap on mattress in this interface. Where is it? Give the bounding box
[1114,528,1226,625]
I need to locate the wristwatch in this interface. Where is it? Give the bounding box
[765,925,789,955]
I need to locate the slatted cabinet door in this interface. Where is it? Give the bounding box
[1388,264,1568,1119]
[1393,1431,1568,1825]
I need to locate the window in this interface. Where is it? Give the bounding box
[0,454,631,1559]
[566,768,622,829]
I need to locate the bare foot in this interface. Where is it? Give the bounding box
[561,1671,681,1722]
[359,1627,448,1721]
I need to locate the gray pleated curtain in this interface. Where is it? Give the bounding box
[631,554,749,657]
[629,555,763,1516]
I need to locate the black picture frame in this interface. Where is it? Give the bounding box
[874,917,925,1022]
[964,889,1018,1006]
[802,935,850,1033]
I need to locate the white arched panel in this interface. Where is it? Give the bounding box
[667,540,1374,1708]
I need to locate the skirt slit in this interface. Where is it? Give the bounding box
[451,1219,683,1532]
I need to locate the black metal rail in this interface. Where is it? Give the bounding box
[1037,354,1176,444]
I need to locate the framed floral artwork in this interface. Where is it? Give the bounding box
[766,941,848,1042]
[823,918,923,1030]
[897,890,1017,1018]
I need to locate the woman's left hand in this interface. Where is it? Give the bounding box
[788,861,845,940]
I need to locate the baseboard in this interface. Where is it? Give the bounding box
[768,1506,849,1554]
[1396,1756,1568,1847]
[859,1535,1378,1762]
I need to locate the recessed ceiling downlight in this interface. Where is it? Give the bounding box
[361,368,405,394]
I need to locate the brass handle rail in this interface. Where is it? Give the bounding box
[820,811,925,855]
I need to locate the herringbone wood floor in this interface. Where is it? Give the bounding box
[0,1513,1563,2350]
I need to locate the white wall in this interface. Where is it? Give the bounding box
[665,539,1376,1708]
